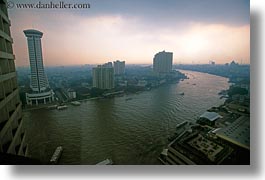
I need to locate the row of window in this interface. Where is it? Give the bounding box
[0,93,23,154]
[0,58,16,75]
[0,1,8,18]
[0,36,13,53]
[0,9,10,37]
[1,116,25,154]
[0,77,18,102]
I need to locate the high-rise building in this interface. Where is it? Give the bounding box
[92,65,114,89]
[0,1,28,156]
[24,29,54,105]
[153,51,173,74]
[103,62,113,68]
[113,60,125,75]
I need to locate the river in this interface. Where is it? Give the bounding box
[23,70,229,164]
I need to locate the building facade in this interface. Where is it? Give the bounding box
[24,29,54,105]
[0,0,28,156]
[67,88,77,100]
[92,65,114,90]
[153,51,173,74]
[103,62,113,68]
[113,60,125,75]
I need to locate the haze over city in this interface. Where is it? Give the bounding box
[0,0,250,165]
[9,0,250,66]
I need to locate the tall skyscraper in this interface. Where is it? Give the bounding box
[92,65,114,90]
[24,29,54,105]
[113,60,125,75]
[153,51,173,74]
[0,1,28,156]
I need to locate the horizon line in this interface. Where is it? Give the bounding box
[16,63,251,68]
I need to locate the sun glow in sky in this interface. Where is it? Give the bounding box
[9,0,250,66]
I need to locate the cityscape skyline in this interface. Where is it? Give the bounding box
[8,0,250,67]
[1,0,250,165]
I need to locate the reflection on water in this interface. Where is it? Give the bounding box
[23,70,229,164]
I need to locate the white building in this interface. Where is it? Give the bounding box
[153,51,173,74]
[92,65,114,89]
[24,29,54,105]
[113,60,125,75]
[67,88,77,100]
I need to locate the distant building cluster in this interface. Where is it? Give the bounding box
[92,60,126,90]
[153,50,173,74]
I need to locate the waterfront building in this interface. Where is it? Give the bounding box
[0,1,28,156]
[153,51,173,74]
[92,65,114,89]
[215,116,250,150]
[113,60,125,75]
[67,88,77,100]
[197,111,223,126]
[24,29,54,105]
[159,124,232,165]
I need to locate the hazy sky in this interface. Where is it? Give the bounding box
[9,0,250,66]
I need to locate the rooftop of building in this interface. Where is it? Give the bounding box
[215,116,250,150]
[23,29,43,37]
[187,134,224,162]
[199,111,223,121]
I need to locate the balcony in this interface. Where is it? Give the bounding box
[12,86,17,91]
[15,102,20,108]
[2,140,11,153]
[0,37,6,52]
[0,2,8,17]
[15,143,21,154]
[20,132,24,140]
[22,145,27,155]
[3,22,10,37]
[5,91,11,97]
[0,119,7,131]
[8,109,14,117]
[12,127,17,137]
[18,118,22,125]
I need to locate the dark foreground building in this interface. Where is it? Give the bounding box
[0,0,28,161]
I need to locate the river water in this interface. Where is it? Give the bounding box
[23,70,229,165]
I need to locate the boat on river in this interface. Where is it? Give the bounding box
[96,158,113,165]
[50,146,63,164]
[57,105,68,110]
[71,101,81,106]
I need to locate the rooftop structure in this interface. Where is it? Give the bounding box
[199,111,223,121]
[187,134,224,162]
[159,122,232,165]
[197,111,223,126]
[215,116,250,150]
